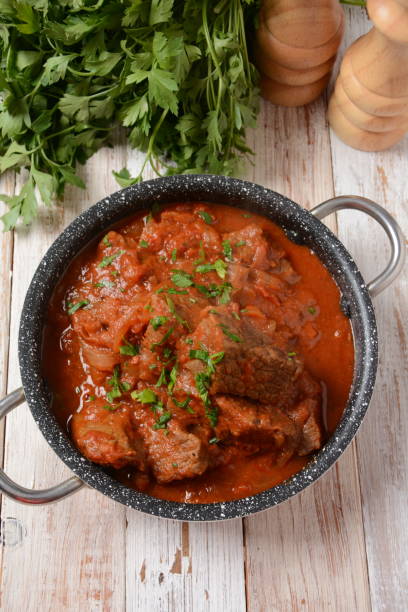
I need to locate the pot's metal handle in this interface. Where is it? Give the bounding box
[0,388,84,504]
[310,195,406,297]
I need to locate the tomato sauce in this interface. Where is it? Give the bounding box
[42,203,354,503]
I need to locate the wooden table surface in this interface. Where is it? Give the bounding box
[0,8,407,612]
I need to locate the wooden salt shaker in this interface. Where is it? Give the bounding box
[255,0,345,107]
[328,0,408,151]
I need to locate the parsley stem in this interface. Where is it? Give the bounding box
[136,108,169,179]
[202,0,225,120]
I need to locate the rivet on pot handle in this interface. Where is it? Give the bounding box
[0,388,84,504]
[310,196,406,297]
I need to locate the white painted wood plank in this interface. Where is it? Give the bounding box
[125,514,246,612]
[0,172,14,451]
[329,9,408,610]
[0,146,128,612]
[0,171,15,577]
[243,94,371,610]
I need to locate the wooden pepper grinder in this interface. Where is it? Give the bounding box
[328,0,408,151]
[255,0,345,107]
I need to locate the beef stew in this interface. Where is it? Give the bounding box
[42,202,354,503]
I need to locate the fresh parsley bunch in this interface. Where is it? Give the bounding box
[0,0,259,230]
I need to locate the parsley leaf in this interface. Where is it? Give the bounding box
[196,259,227,280]
[131,388,157,403]
[98,250,125,268]
[151,326,174,349]
[171,269,194,288]
[67,299,89,315]
[198,211,213,224]
[152,411,172,430]
[119,338,139,356]
[222,240,233,261]
[151,315,169,330]
[219,324,242,343]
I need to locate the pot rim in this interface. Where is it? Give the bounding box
[18,174,378,521]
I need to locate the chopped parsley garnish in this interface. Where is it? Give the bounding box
[151,315,169,330]
[195,371,218,427]
[166,296,190,330]
[198,211,213,224]
[151,326,174,350]
[167,364,178,392]
[102,235,112,247]
[171,269,194,288]
[287,351,297,357]
[132,389,167,428]
[119,338,139,356]
[162,347,173,360]
[111,270,119,277]
[193,351,224,426]
[131,388,157,403]
[153,411,172,430]
[103,404,118,411]
[219,283,233,304]
[98,250,125,268]
[222,240,233,261]
[232,311,240,320]
[189,297,197,303]
[171,249,177,263]
[189,349,210,362]
[219,324,242,343]
[184,338,193,345]
[155,368,168,387]
[172,463,179,468]
[88,395,96,402]
[139,240,149,248]
[242,213,252,218]
[235,240,247,247]
[106,365,131,402]
[209,437,219,444]
[172,396,193,412]
[144,303,154,312]
[166,288,188,295]
[94,280,114,289]
[195,281,232,304]
[67,299,90,315]
[194,241,206,265]
[196,259,227,280]
[308,306,316,315]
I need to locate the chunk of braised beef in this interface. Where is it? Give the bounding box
[222,224,272,270]
[185,309,301,407]
[139,208,222,259]
[71,400,146,470]
[285,395,323,456]
[141,420,210,484]
[215,395,299,450]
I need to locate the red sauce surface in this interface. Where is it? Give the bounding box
[42,203,354,503]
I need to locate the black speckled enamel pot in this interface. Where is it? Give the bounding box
[0,175,405,520]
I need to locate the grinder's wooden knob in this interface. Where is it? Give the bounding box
[328,0,408,151]
[255,0,345,106]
